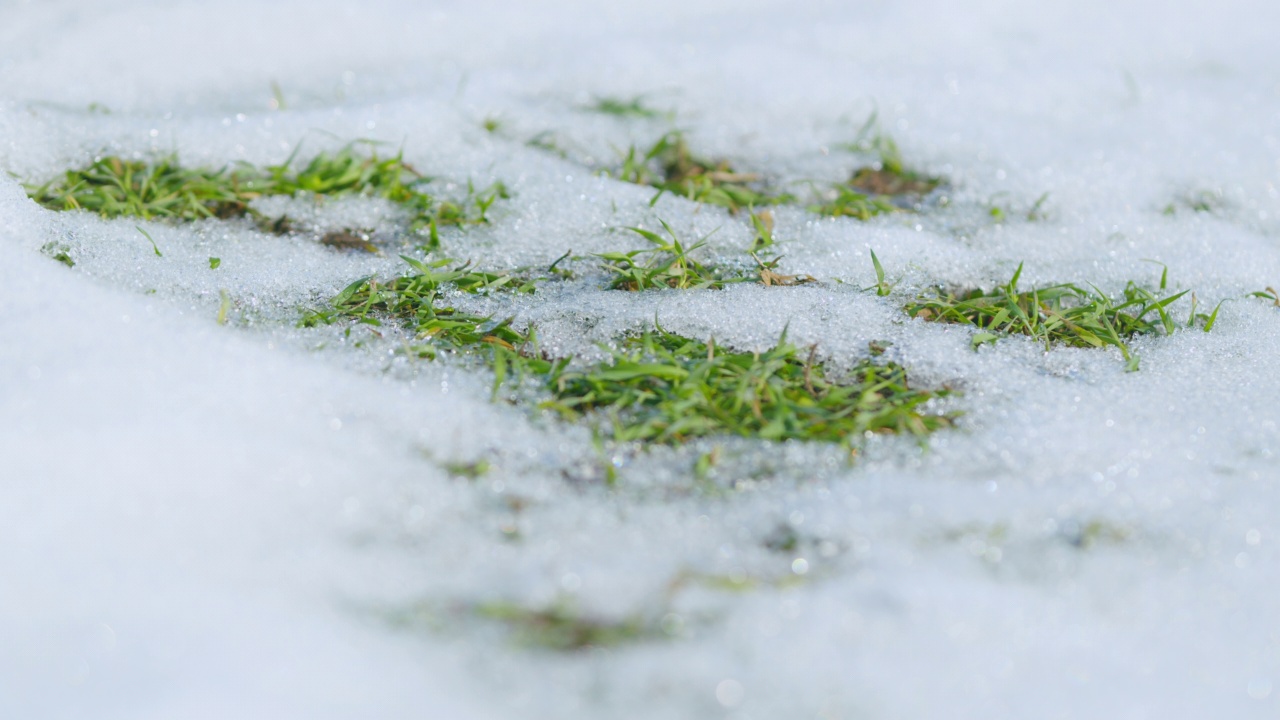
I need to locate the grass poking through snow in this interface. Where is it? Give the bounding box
[26,144,508,250]
[600,219,814,291]
[905,263,1217,370]
[812,113,944,220]
[1249,287,1279,306]
[613,131,789,213]
[808,185,900,220]
[583,95,671,120]
[598,221,748,290]
[542,327,954,447]
[299,256,562,399]
[40,241,75,268]
[307,255,953,452]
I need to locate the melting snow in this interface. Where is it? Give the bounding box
[3,1,1280,718]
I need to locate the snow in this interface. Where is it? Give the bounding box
[3,0,1280,717]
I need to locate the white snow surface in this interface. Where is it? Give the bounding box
[4,0,1280,717]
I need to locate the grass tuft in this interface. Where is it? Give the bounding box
[905,263,1211,370]
[309,258,954,453]
[817,112,943,219]
[598,221,746,290]
[542,327,954,447]
[748,210,775,254]
[28,156,253,222]
[600,219,814,290]
[300,256,536,346]
[26,144,508,250]
[299,256,558,398]
[614,131,789,213]
[808,185,899,219]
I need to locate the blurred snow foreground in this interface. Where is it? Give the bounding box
[4,0,1280,717]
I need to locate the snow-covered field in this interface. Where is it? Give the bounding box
[4,1,1280,717]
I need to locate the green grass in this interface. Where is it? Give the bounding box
[748,210,775,254]
[299,256,559,398]
[28,156,254,222]
[542,327,954,447]
[40,241,75,268]
[584,95,671,120]
[216,290,231,326]
[815,112,943,219]
[300,255,537,351]
[598,221,748,290]
[989,192,1052,223]
[614,131,789,213]
[600,220,814,290]
[307,255,953,452]
[1252,287,1280,306]
[26,143,507,250]
[809,185,899,220]
[905,264,1215,370]
[442,459,491,479]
